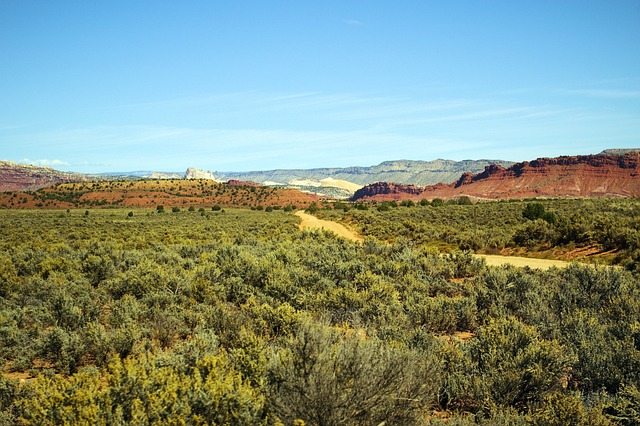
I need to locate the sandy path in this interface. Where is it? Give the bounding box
[296,212,579,269]
[295,211,363,242]
[477,254,573,270]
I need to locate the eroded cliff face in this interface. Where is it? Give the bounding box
[0,161,88,191]
[1,163,219,192]
[352,152,640,201]
[184,168,217,180]
[351,182,423,201]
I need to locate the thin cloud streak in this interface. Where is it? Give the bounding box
[114,90,477,122]
[342,19,363,26]
[112,91,263,112]
[564,89,640,99]
[5,87,638,172]
[19,159,69,167]
[10,124,466,170]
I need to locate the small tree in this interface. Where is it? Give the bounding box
[522,202,545,220]
[457,196,472,205]
[523,202,557,224]
[333,202,347,210]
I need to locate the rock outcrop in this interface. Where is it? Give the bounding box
[351,182,423,201]
[184,168,217,180]
[352,152,640,201]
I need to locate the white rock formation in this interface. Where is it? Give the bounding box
[185,168,217,180]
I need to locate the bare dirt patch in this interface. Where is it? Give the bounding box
[442,331,476,345]
[295,211,363,242]
[478,254,574,270]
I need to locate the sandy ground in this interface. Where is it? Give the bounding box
[295,211,363,242]
[477,254,573,270]
[296,211,581,269]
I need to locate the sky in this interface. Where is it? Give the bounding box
[1,1,639,173]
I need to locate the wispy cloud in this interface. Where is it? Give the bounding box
[0,124,30,132]
[5,86,638,172]
[19,158,69,167]
[12,123,457,170]
[563,88,640,99]
[112,91,262,112]
[342,19,363,26]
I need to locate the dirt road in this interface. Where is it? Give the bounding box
[477,254,573,270]
[295,211,363,242]
[296,211,579,269]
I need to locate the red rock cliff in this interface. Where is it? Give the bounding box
[352,152,640,201]
[351,182,423,201]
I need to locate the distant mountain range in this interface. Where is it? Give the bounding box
[2,150,639,201]
[214,159,515,198]
[0,158,514,198]
[216,159,515,185]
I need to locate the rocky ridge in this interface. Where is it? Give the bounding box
[0,161,94,192]
[217,159,514,188]
[351,151,640,201]
[352,182,423,200]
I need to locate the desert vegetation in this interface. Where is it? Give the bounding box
[314,197,640,269]
[0,201,638,424]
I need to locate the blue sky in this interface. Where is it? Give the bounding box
[1,1,639,173]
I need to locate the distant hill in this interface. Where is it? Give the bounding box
[600,148,640,155]
[0,162,188,192]
[105,171,183,179]
[0,161,104,192]
[0,179,318,209]
[217,159,515,186]
[352,151,640,201]
[217,159,514,198]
